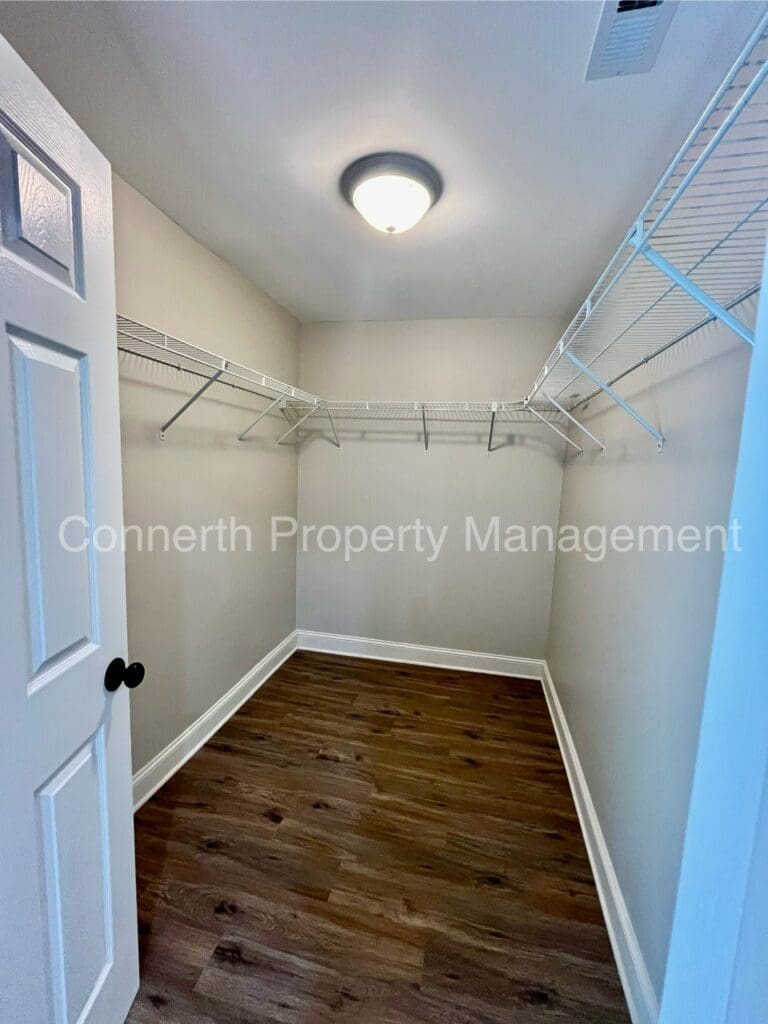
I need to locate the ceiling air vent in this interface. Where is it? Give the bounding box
[586,0,678,80]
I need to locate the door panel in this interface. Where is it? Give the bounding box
[0,33,138,1024]
[0,118,82,291]
[11,331,94,678]
[37,729,113,1024]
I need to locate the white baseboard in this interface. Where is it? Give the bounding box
[295,629,545,680]
[132,630,298,811]
[540,662,659,1024]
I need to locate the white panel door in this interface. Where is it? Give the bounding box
[0,35,139,1024]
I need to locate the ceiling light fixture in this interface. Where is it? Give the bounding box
[340,152,443,235]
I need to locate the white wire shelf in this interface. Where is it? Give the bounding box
[277,400,574,453]
[117,315,322,407]
[116,315,564,435]
[527,15,768,415]
[282,400,550,421]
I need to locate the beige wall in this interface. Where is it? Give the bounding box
[114,176,301,775]
[546,297,755,998]
[296,317,566,658]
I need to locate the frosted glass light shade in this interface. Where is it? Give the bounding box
[352,174,432,234]
[341,153,442,236]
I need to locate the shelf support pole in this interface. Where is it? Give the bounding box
[543,394,605,452]
[565,351,665,450]
[635,241,754,347]
[275,404,318,446]
[237,394,285,443]
[421,404,429,451]
[528,406,583,455]
[487,404,497,453]
[160,365,225,439]
[325,405,341,449]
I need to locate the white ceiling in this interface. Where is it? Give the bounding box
[0,1,763,323]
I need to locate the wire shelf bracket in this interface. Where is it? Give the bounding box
[236,394,286,444]
[632,232,755,347]
[566,352,665,451]
[487,403,497,453]
[275,403,322,446]
[543,394,605,453]
[160,365,226,439]
[325,405,341,449]
[528,405,583,456]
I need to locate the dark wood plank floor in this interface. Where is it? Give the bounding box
[128,651,630,1024]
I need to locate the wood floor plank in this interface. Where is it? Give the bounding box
[128,651,630,1023]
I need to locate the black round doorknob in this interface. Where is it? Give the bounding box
[124,661,146,689]
[104,657,126,692]
[104,657,146,692]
